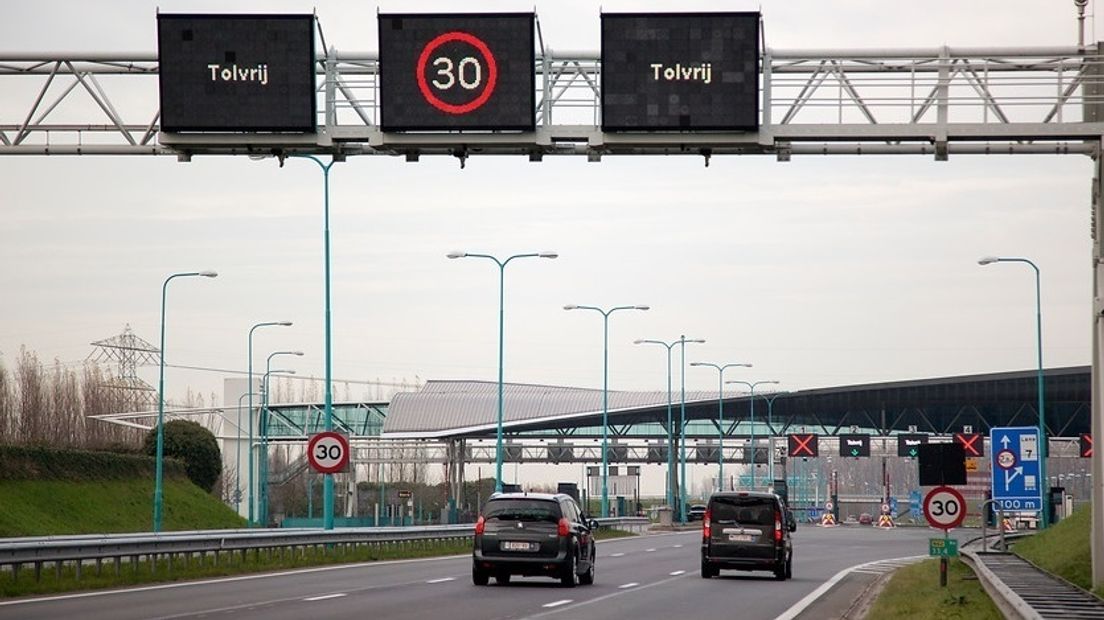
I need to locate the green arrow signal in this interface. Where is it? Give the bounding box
[909,448,918,457]
[851,448,859,456]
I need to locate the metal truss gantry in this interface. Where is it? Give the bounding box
[0,45,1100,157]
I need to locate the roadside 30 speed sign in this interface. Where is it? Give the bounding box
[307,431,350,474]
[923,486,966,531]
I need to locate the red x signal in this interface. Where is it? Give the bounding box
[788,433,818,457]
[1081,433,1093,458]
[954,432,984,457]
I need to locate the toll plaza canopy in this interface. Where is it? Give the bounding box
[381,366,1090,440]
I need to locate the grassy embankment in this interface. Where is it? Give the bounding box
[867,559,1003,619]
[1013,505,1101,597]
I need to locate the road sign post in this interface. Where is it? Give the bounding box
[990,426,1043,514]
[923,486,965,588]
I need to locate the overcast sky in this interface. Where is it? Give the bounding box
[0,0,1095,406]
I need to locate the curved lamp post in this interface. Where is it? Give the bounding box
[565,304,649,517]
[258,350,303,525]
[235,390,260,515]
[691,363,752,492]
[153,269,217,533]
[979,255,1047,528]
[246,320,292,526]
[758,389,789,484]
[448,250,557,493]
[725,380,780,487]
[674,336,706,522]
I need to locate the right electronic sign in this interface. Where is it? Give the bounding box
[601,12,760,131]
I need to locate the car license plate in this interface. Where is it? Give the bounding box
[728,534,753,542]
[501,541,533,551]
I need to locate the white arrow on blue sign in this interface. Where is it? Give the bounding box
[989,426,1042,512]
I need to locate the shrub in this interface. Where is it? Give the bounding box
[143,420,221,492]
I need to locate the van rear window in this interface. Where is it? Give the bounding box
[483,499,561,522]
[709,497,775,525]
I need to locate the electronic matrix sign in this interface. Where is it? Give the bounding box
[838,434,870,458]
[897,433,928,457]
[601,12,760,131]
[379,13,535,131]
[157,14,316,132]
[787,433,818,457]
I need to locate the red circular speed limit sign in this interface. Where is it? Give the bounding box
[307,431,350,474]
[923,486,966,531]
[415,31,499,115]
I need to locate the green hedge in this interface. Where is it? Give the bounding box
[0,444,186,482]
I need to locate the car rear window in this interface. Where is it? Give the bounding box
[483,499,562,522]
[709,497,776,525]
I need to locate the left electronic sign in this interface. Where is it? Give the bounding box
[379,13,535,131]
[157,14,316,133]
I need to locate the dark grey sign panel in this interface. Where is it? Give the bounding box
[157,14,316,132]
[601,12,759,131]
[379,13,535,131]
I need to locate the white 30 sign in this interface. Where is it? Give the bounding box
[923,486,966,530]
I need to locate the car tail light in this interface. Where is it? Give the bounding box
[703,508,712,540]
[475,515,486,535]
[558,518,570,537]
[774,511,783,542]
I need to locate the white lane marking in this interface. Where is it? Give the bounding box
[610,552,625,557]
[618,582,639,589]
[542,599,573,608]
[426,577,455,584]
[774,555,927,620]
[668,570,686,576]
[645,548,656,552]
[303,593,346,601]
[672,544,683,548]
[520,571,692,619]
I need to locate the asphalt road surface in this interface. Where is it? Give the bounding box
[0,525,950,620]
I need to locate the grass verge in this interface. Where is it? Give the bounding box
[1013,506,1097,595]
[593,527,637,540]
[866,558,1003,619]
[0,538,472,598]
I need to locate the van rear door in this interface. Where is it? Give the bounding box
[708,496,776,559]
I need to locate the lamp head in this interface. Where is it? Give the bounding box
[291,351,304,356]
[446,251,466,259]
[278,321,293,327]
[633,339,645,345]
[198,270,218,278]
[689,338,706,344]
[690,362,705,367]
[634,305,650,311]
[539,251,558,259]
[563,304,578,311]
[978,256,1000,265]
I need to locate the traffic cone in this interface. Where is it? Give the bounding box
[877,514,895,528]
[1001,517,1016,533]
[820,512,837,527]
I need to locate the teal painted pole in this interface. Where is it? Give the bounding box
[636,338,701,510]
[448,251,557,494]
[154,270,216,533]
[692,363,752,492]
[726,380,779,488]
[979,256,1048,528]
[679,337,688,522]
[247,321,290,527]
[261,350,301,526]
[565,304,648,517]
[235,391,258,516]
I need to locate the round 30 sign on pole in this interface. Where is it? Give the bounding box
[308,431,350,475]
[923,486,966,530]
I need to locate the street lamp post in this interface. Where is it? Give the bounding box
[235,390,260,515]
[247,320,292,526]
[677,336,706,522]
[725,380,780,487]
[759,390,789,484]
[153,270,217,533]
[692,362,753,492]
[448,250,557,493]
[258,350,303,526]
[979,255,1048,528]
[565,304,649,517]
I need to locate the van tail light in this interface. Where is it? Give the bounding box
[558,518,570,537]
[475,515,486,535]
[774,511,783,542]
[703,508,712,540]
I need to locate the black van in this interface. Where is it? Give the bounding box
[472,492,597,587]
[700,491,795,580]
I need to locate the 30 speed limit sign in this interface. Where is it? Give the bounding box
[307,431,350,474]
[923,486,966,531]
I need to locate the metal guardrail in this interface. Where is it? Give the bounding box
[0,518,649,583]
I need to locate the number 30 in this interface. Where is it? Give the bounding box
[432,56,482,90]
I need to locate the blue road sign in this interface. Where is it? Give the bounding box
[990,426,1042,512]
[909,490,921,515]
[890,497,898,518]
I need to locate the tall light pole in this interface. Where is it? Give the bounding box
[692,362,753,492]
[634,338,691,509]
[258,350,303,526]
[247,320,292,526]
[291,154,338,530]
[448,250,558,493]
[758,389,789,484]
[235,390,260,516]
[153,270,217,533]
[979,255,1048,528]
[565,304,649,517]
[726,380,780,487]
[677,336,706,522]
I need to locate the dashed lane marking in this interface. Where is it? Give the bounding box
[542,599,573,608]
[426,577,456,584]
[303,593,346,602]
[669,570,686,576]
[618,582,639,589]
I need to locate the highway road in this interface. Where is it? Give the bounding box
[0,525,952,620]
